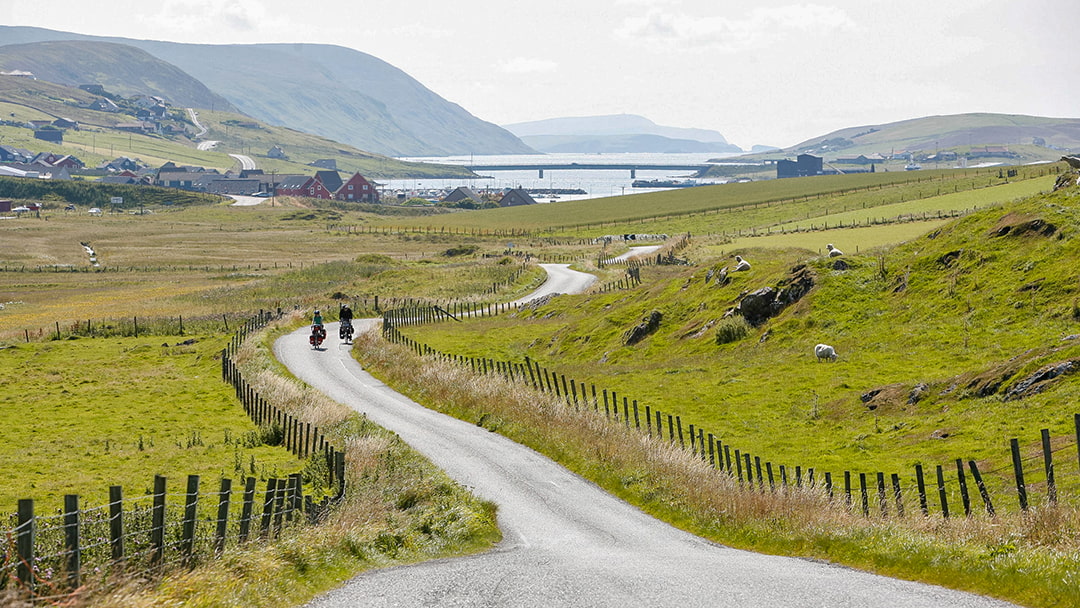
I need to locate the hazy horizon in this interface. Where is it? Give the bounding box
[4,0,1076,149]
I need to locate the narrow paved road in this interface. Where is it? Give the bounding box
[229,153,257,170]
[276,271,1016,608]
[513,263,596,304]
[603,244,661,264]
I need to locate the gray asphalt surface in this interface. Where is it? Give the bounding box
[512,263,597,305]
[602,244,661,264]
[276,268,1017,608]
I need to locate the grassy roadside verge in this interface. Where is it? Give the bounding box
[353,329,1080,608]
[91,313,500,607]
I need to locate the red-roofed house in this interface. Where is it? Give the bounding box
[276,175,335,199]
[334,172,379,203]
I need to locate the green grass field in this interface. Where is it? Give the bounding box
[399,179,1080,510]
[374,165,1056,235]
[2,164,1079,605]
[0,334,305,508]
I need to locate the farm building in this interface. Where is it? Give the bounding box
[499,188,537,207]
[777,154,823,178]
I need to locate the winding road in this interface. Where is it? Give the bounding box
[277,254,1015,607]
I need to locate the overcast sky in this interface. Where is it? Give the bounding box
[4,0,1076,149]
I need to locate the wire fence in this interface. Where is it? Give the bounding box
[0,310,347,599]
[383,305,1080,521]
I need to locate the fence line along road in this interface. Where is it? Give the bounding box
[276,268,1018,607]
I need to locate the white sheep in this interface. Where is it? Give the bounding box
[734,255,751,271]
[826,244,843,257]
[814,343,837,362]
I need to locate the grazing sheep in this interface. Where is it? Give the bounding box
[814,343,837,362]
[826,243,843,257]
[734,255,751,271]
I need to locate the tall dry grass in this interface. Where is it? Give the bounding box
[354,328,1080,608]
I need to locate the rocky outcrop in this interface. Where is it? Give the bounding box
[623,310,663,345]
[1054,171,1079,191]
[989,214,1056,238]
[1004,360,1079,401]
[732,264,815,326]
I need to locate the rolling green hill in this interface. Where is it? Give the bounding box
[410,168,1080,486]
[0,77,474,178]
[0,26,534,157]
[773,113,1080,161]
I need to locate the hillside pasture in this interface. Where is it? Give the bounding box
[401,181,1080,507]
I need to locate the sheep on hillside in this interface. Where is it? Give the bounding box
[734,255,751,271]
[814,343,837,362]
[826,244,843,257]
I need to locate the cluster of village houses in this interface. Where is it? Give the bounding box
[0,78,537,206]
[0,144,538,207]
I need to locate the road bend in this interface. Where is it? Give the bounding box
[276,269,1015,608]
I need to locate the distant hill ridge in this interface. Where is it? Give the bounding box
[504,114,743,154]
[0,40,235,112]
[0,26,533,157]
[780,113,1080,158]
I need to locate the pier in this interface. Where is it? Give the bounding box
[467,163,711,178]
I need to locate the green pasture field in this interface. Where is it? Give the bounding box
[376,165,1057,235]
[722,219,952,255]
[716,178,1047,254]
[0,202,550,338]
[0,334,305,509]
[402,182,1080,507]
[766,178,1049,233]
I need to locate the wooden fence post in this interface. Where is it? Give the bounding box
[1010,438,1028,511]
[260,479,277,538]
[1074,414,1080,477]
[968,461,996,516]
[181,475,200,564]
[16,499,34,591]
[109,485,124,561]
[936,465,950,519]
[215,478,232,554]
[1042,429,1056,505]
[891,473,904,517]
[859,473,869,516]
[915,464,929,516]
[239,477,256,543]
[64,494,80,589]
[335,450,346,498]
[956,459,971,517]
[151,475,167,565]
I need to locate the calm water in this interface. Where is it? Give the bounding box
[388,152,741,202]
